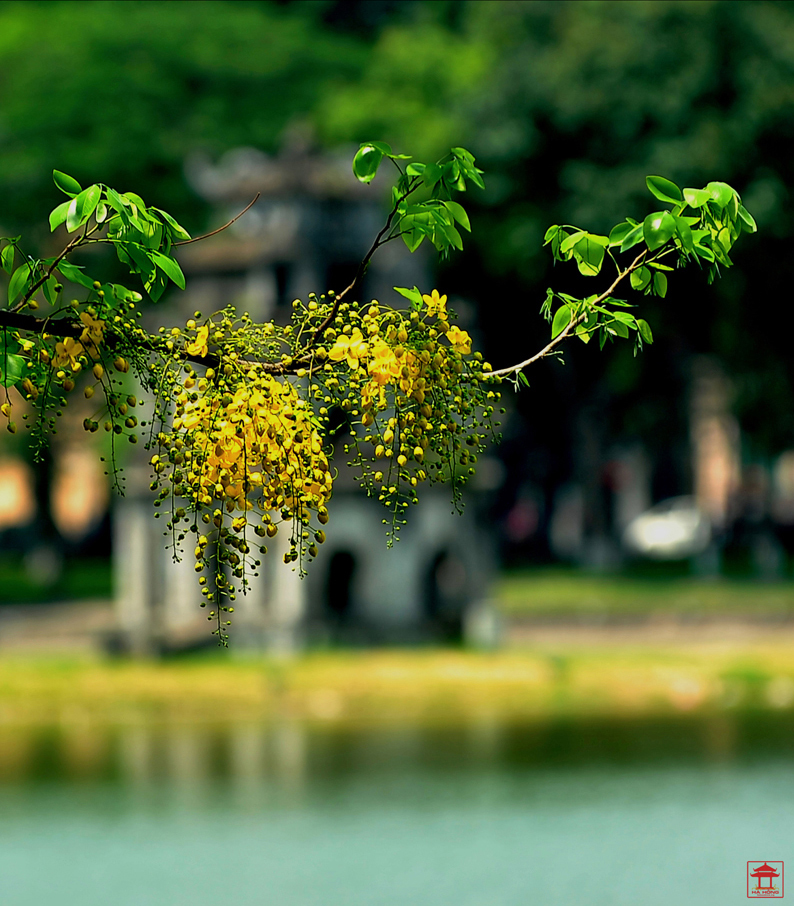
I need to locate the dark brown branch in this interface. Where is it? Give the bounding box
[0,308,291,375]
[174,194,261,246]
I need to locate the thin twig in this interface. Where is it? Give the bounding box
[308,176,421,347]
[174,194,261,246]
[488,250,648,379]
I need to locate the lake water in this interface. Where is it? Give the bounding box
[0,713,792,905]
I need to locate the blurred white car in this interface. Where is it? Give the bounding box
[622,496,711,560]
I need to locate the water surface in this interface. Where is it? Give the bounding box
[0,714,790,905]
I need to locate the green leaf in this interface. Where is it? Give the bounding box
[630,266,651,292]
[674,216,694,252]
[518,370,530,386]
[368,141,392,156]
[57,260,95,289]
[393,285,423,310]
[110,284,142,304]
[123,192,147,212]
[653,272,668,298]
[643,211,676,251]
[405,162,426,177]
[693,242,715,262]
[540,287,554,320]
[352,145,383,184]
[706,182,733,208]
[608,320,630,339]
[0,352,26,388]
[1,245,13,275]
[444,201,471,232]
[153,208,191,241]
[95,202,108,224]
[612,311,636,326]
[49,200,72,232]
[7,263,32,304]
[683,188,710,208]
[637,319,654,344]
[551,305,573,339]
[41,276,58,305]
[151,251,185,290]
[52,170,82,198]
[575,327,592,344]
[560,230,586,254]
[573,236,605,276]
[402,230,424,253]
[646,176,682,205]
[66,184,101,232]
[543,225,561,245]
[738,205,757,233]
[423,163,443,190]
[620,223,645,253]
[608,222,634,247]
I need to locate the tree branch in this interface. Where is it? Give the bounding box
[307,176,422,348]
[174,194,261,246]
[488,250,648,379]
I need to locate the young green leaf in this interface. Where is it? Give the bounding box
[41,276,58,305]
[609,319,630,338]
[551,304,573,339]
[52,170,82,198]
[153,208,191,241]
[653,272,668,297]
[643,211,676,251]
[706,182,733,208]
[7,263,32,304]
[402,229,424,253]
[1,245,13,275]
[151,251,185,290]
[444,201,471,232]
[630,266,651,292]
[560,230,586,254]
[738,205,758,233]
[49,200,71,232]
[683,187,711,208]
[368,141,393,156]
[620,223,645,253]
[674,216,694,252]
[57,260,96,289]
[393,285,424,310]
[636,319,654,344]
[66,184,101,232]
[423,163,443,190]
[0,353,26,388]
[352,145,384,184]
[573,235,606,276]
[608,222,634,247]
[646,176,683,205]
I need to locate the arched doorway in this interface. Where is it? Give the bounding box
[325,550,356,624]
[424,549,468,642]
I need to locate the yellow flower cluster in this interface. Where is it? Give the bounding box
[52,313,105,371]
[326,290,472,412]
[172,374,332,520]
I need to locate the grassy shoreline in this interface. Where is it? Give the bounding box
[495,568,794,618]
[1,644,793,727]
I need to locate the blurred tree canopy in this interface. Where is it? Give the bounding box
[1,0,793,557]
